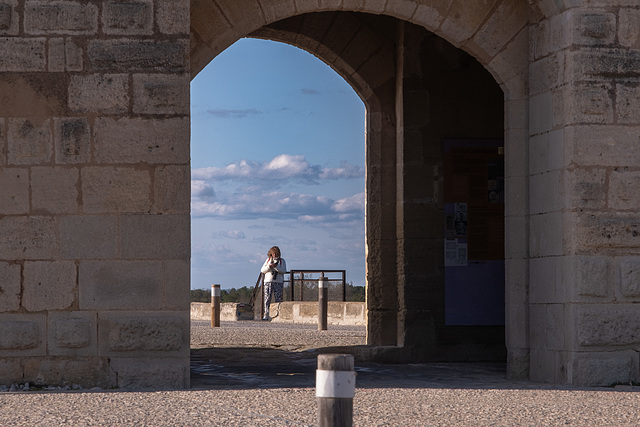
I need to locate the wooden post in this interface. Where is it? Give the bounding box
[316,354,355,427]
[319,274,328,331]
[211,284,220,327]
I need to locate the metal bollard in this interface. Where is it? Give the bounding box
[316,354,355,427]
[318,275,328,331]
[211,284,220,327]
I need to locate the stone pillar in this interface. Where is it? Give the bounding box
[0,0,192,389]
[529,5,640,386]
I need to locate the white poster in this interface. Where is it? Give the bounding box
[445,239,468,267]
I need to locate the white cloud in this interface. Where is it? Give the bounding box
[191,180,215,202]
[191,154,362,183]
[331,192,365,213]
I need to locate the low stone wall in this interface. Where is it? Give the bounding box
[191,302,366,326]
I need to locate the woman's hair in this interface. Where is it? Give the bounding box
[268,246,281,258]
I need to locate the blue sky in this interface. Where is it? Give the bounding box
[190,38,366,290]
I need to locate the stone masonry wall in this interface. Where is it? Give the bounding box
[0,0,191,389]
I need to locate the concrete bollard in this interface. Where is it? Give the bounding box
[316,354,355,427]
[211,284,221,327]
[319,275,328,331]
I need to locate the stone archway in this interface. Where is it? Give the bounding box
[190,0,531,379]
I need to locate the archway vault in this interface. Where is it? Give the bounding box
[190,0,533,380]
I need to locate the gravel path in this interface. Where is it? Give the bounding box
[1,321,640,426]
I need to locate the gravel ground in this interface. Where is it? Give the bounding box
[2,321,640,426]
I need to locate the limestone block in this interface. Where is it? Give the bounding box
[54,118,91,164]
[0,0,18,35]
[23,357,110,388]
[566,83,613,124]
[576,304,640,346]
[163,260,190,310]
[120,214,190,260]
[505,174,527,217]
[154,165,190,214]
[217,0,265,33]
[617,84,640,124]
[531,19,550,60]
[48,311,96,356]
[48,38,66,72]
[384,0,416,20]
[0,118,4,165]
[295,0,321,14]
[0,358,22,384]
[132,74,190,115]
[69,74,129,114]
[0,168,29,214]
[618,8,640,49]
[22,261,76,312]
[60,215,118,260]
[0,314,45,356]
[157,0,189,34]
[79,260,163,310]
[24,0,98,35]
[108,356,189,389]
[529,212,564,257]
[572,211,640,252]
[506,303,528,349]
[567,125,640,167]
[568,49,640,83]
[93,117,190,164]
[102,0,153,35]
[505,215,527,259]
[65,38,83,71]
[440,0,497,46]
[609,169,640,211]
[0,262,20,312]
[529,92,553,135]
[472,0,528,59]
[412,0,450,32]
[530,257,559,304]
[565,167,606,210]
[529,348,559,383]
[88,40,188,73]
[0,37,46,71]
[549,11,570,53]
[505,258,527,305]
[101,314,187,354]
[258,0,295,23]
[8,118,52,165]
[572,351,639,387]
[529,170,562,215]
[570,10,616,46]
[81,166,151,214]
[0,216,58,260]
[31,167,79,214]
[616,257,640,299]
[573,256,611,299]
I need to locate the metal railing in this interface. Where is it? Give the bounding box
[289,270,347,302]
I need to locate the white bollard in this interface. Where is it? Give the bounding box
[316,354,355,427]
[211,284,220,327]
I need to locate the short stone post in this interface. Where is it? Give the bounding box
[316,354,355,427]
[211,284,221,327]
[319,274,328,331]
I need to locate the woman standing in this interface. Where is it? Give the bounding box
[260,246,287,321]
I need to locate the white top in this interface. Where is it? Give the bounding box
[260,257,287,283]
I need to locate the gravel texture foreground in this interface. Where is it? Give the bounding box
[1,321,639,426]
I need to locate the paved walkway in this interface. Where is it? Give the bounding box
[2,321,640,426]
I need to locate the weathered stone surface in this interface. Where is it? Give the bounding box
[48,311,96,356]
[103,315,186,353]
[93,117,190,164]
[567,125,640,167]
[154,165,190,214]
[65,38,83,71]
[0,74,69,117]
[54,118,91,164]
[565,168,606,210]
[108,357,189,389]
[0,1,18,35]
[7,118,52,165]
[0,262,20,312]
[0,314,45,356]
[576,305,640,346]
[81,166,151,214]
[31,167,79,214]
[23,357,110,388]
[0,37,46,71]
[88,40,188,73]
[102,0,153,35]
[163,260,190,310]
[573,256,611,299]
[24,1,98,34]
[47,38,66,72]
[69,74,129,114]
[617,257,640,298]
[570,11,616,46]
[617,8,640,49]
[566,83,613,124]
[609,169,640,211]
[120,215,190,260]
[0,216,57,260]
[132,74,190,115]
[60,215,118,260]
[0,168,28,214]
[23,261,76,312]
[617,84,640,124]
[572,351,639,387]
[156,0,189,34]
[569,49,640,83]
[79,261,163,310]
[573,211,640,252]
[0,358,22,383]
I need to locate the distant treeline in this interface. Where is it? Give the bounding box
[190,282,365,303]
